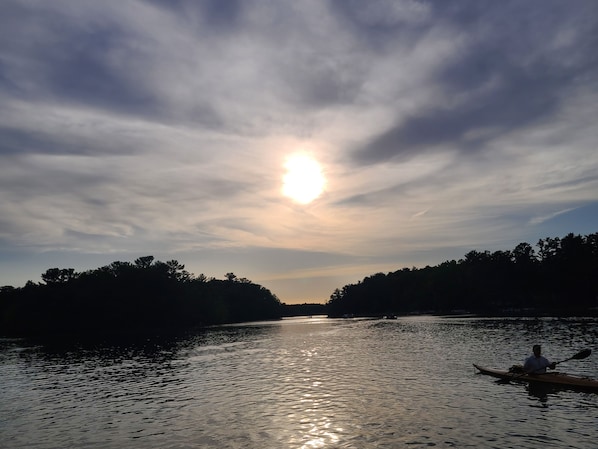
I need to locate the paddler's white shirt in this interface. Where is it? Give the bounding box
[523,354,551,373]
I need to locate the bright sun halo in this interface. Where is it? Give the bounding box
[282,154,326,204]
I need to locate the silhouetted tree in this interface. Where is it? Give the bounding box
[41,268,77,284]
[0,257,282,337]
[134,256,155,269]
[326,232,598,318]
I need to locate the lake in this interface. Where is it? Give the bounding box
[1,316,597,448]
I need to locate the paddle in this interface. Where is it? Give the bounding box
[552,348,592,366]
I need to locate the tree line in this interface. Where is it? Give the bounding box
[0,256,282,337]
[326,232,598,317]
[2,232,597,336]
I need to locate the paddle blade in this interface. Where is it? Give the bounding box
[572,348,592,360]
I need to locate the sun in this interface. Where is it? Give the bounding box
[282,154,326,204]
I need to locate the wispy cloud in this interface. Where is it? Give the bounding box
[529,208,578,226]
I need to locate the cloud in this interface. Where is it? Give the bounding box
[0,3,157,112]
[351,0,598,164]
[529,208,577,226]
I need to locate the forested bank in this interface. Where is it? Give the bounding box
[2,232,597,337]
[327,232,598,317]
[0,256,282,337]
[282,303,327,317]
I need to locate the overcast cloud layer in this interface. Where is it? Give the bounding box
[1,0,597,303]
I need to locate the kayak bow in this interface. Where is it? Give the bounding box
[473,364,598,392]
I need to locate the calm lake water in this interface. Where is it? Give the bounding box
[1,316,598,448]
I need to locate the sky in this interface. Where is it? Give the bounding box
[1,0,597,304]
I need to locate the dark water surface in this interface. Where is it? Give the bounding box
[1,316,598,448]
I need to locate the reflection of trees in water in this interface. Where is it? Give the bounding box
[15,332,191,366]
[10,326,265,379]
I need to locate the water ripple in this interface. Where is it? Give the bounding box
[1,317,597,448]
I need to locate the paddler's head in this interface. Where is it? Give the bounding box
[533,345,541,357]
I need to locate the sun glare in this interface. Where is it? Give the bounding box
[282,154,326,204]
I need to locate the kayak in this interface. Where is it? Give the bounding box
[473,364,598,392]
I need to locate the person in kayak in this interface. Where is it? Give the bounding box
[523,345,556,374]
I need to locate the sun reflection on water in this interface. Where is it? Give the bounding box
[289,346,343,448]
[300,420,342,449]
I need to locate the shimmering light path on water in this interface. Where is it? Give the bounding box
[1,316,598,448]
